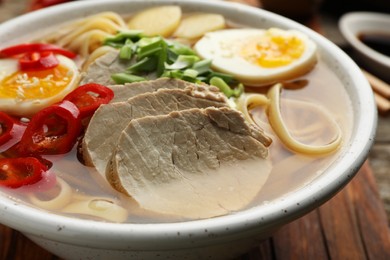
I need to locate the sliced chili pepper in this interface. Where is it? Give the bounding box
[18,51,59,71]
[0,112,16,146]
[63,83,114,118]
[29,0,70,11]
[18,100,82,155]
[0,43,76,59]
[0,113,26,152]
[0,157,47,188]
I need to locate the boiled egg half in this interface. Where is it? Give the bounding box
[194,28,318,86]
[0,55,80,116]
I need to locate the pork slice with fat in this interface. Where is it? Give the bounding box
[107,78,218,103]
[80,50,132,86]
[108,107,272,219]
[80,50,157,86]
[82,86,228,177]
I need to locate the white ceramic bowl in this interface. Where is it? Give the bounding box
[339,12,390,82]
[0,1,377,259]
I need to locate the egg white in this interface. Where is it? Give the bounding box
[194,28,318,86]
[0,55,80,117]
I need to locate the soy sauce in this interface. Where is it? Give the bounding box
[358,32,390,57]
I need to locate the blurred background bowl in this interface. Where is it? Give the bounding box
[339,12,390,82]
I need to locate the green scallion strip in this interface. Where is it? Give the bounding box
[103,41,124,48]
[167,40,197,56]
[191,59,212,75]
[127,56,157,73]
[196,76,208,82]
[137,46,162,60]
[119,39,134,60]
[232,83,244,97]
[111,73,146,84]
[209,77,236,98]
[163,70,183,79]
[157,40,168,77]
[208,71,236,85]
[183,69,199,79]
[166,48,179,64]
[165,55,200,70]
[137,36,161,48]
[105,31,244,98]
[104,30,143,44]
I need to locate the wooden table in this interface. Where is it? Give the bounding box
[1,0,390,259]
[2,163,389,259]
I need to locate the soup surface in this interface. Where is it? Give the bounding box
[0,6,352,223]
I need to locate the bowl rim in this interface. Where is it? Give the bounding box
[339,11,390,67]
[0,0,377,250]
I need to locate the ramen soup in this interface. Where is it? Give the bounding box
[0,6,351,223]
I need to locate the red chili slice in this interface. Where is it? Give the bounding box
[0,43,76,59]
[19,51,59,71]
[0,157,47,188]
[0,112,16,146]
[29,0,70,11]
[0,112,26,152]
[18,100,82,155]
[63,83,114,118]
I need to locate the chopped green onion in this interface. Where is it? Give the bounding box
[183,69,199,78]
[111,73,146,84]
[103,41,124,48]
[137,40,164,59]
[104,30,143,44]
[210,77,243,98]
[192,59,212,75]
[182,76,198,83]
[157,40,168,77]
[208,71,236,85]
[137,36,162,48]
[232,83,244,97]
[167,40,197,56]
[196,76,208,82]
[162,70,183,79]
[137,46,162,60]
[166,48,179,63]
[119,39,134,60]
[127,56,157,73]
[165,55,200,70]
[105,31,243,98]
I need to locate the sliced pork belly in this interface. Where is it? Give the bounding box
[80,49,156,85]
[107,77,210,103]
[107,107,271,219]
[82,86,228,176]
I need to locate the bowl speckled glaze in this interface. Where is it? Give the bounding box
[0,0,377,259]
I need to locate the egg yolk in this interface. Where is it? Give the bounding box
[0,65,72,100]
[241,31,305,68]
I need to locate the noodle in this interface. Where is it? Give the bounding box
[67,30,113,58]
[28,177,72,210]
[81,45,116,71]
[237,93,269,126]
[277,99,337,143]
[57,18,123,47]
[237,83,343,156]
[267,83,342,155]
[62,195,128,223]
[42,12,127,58]
[28,176,128,222]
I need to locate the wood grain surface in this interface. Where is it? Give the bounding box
[1,163,389,260]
